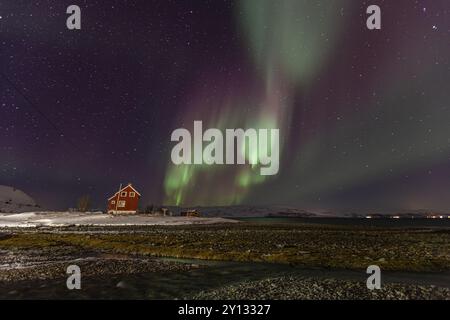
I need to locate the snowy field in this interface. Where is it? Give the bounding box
[0,212,237,228]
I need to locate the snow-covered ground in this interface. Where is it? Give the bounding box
[0,212,237,228]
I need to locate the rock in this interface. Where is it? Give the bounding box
[116,281,132,289]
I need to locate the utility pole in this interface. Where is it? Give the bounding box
[114,183,122,214]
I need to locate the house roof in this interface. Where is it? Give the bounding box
[107,184,141,200]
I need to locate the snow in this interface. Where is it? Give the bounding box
[0,185,40,213]
[0,211,237,227]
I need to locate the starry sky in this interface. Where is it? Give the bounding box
[1,0,449,212]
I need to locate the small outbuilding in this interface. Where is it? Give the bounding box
[180,209,200,217]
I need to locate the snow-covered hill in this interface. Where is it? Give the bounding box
[0,185,40,213]
[166,205,450,218]
[167,205,321,217]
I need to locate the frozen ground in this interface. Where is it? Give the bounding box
[0,212,236,227]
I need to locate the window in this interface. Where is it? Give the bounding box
[111,200,116,204]
[129,192,135,198]
[118,200,126,208]
[121,192,127,197]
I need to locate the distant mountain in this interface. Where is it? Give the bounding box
[166,205,319,218]
[165,205,450,219]
[0,185,41,213]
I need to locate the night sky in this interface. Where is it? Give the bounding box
[1,0,449,212]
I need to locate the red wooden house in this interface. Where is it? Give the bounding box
[107,183,141,214]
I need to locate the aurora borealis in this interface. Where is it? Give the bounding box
[1,1,449,212]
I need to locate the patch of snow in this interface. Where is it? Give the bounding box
[0,212,237,227]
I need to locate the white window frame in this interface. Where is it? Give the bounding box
[118,200,126,208]
[121,192,127,197]
[129,192,135,198]
[111,200,116,204]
